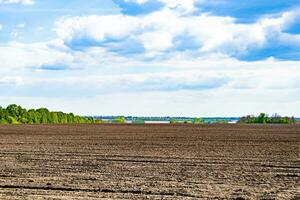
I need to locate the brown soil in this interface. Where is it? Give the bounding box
[0,124,299,199]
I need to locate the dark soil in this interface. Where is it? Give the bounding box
[0,124,299,199]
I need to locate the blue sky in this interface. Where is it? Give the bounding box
[0,0,299,117]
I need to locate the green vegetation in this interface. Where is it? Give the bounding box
[193,118,203,124]
[239,113,296,124]
[113,116,126,123]
[0,104,101,125]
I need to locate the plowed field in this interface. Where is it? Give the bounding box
[0,124,299,199]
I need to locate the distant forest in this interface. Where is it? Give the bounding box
[0,104,99,124]
[238,113,296,124]
[0,104,297,125]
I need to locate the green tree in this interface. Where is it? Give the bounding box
[114,116,126,123]
[7,116,19,124]
[193,118,202,124]
[0,104,95,125]
[6,104,20,118]
[239,113,296,124]
[170,118,177,124]
[52,112,59,124]
[0,118,8,124]
[258,113,266,123]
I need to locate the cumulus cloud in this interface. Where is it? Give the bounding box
[1,36,299,116]
[55,15,140,45]
[54,10,249,55]
[0,0,35,5]
[1,40,300,94]
[0,40,73,71]
[260,7,300,30]
[54,7,300,58]
[1,1,299,116]
[261,8,300,45]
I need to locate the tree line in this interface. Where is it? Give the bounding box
[0,104,100,124]
[238,113,296,124]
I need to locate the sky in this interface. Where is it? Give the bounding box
[0,0,299,117]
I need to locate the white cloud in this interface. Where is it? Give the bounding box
[157,0,199,14]
[124,0,202,14]
[0,76,23,85]
[139,31,173,52]
[0,24,2,30]
[1,38,299,116]
[10,31,20,38]
[16,23,26,28]
[257,8,300,45]
[1,3,299,116]
[1,40,300,93]
[54,7,300,56]
[0,0,35,5]
[0,40,73,71]
[259,8,300,31]
[55,15,140,44]
[124,0,149,4]
[1,88,299,117]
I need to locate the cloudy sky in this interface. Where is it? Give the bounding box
[0,0,299,117]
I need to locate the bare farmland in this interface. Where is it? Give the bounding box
[0,124,299,199]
